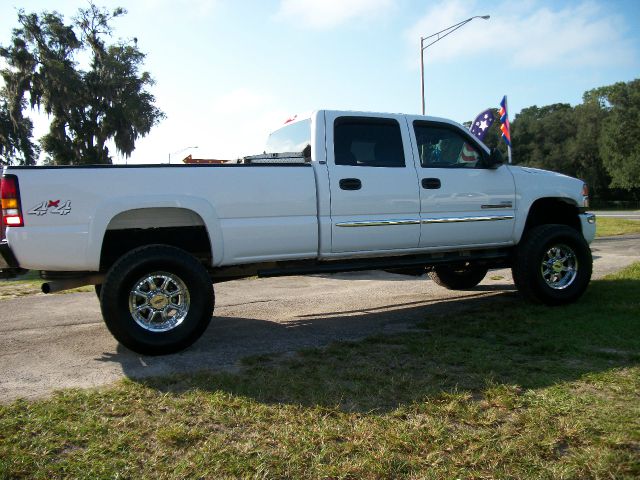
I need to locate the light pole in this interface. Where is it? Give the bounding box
[420,15,490,115]
[168,146,198,164]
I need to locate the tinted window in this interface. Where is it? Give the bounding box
[413,123,482,168]
[334,117,405,167]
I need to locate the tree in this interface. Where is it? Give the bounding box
[587,80,640,191]
[0,93,38,165]
[510,103,577,174]
[567,100,610,198]
[0,4,164,165]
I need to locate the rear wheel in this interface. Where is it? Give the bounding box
[512,224,592,305]
[100,245,214,355]
[428,263,488,290]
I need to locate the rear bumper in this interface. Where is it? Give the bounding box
[0,240,22,278]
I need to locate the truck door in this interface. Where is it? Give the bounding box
[409,119,516,248]
[325,113,421,253]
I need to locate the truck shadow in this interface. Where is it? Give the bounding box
[98,276,640,413]
[98,287,516,378]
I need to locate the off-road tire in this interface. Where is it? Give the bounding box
[512,224,592,305]
[428,264,488,290]
[100,245,214,355]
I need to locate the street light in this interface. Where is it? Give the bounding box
[420,15,490,115]
[168,146,198,164]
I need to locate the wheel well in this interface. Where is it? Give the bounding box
[99,208,212,272]
[523,198,581,235]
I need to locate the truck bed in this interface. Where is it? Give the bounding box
[4,163,319,271]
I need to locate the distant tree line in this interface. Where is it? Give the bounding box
[0,3,164,166]
[479,79,640,204]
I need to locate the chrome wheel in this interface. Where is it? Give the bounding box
[128,272,190,332]
[540,244,578,290]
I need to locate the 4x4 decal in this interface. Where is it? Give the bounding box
[28,200,72,216]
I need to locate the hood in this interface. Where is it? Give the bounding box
[507,165,586,207]
[509,165,574,180]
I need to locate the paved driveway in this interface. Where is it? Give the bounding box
[0,235,638,403]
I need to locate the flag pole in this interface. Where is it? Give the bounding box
[505,95,512,164]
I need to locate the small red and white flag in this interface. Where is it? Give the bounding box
[459,142,477,163]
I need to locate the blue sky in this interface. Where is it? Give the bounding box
[1,0,639,163]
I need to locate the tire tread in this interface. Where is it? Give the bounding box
[428,265,488,290]
[100,244,214,355]
[512,224,592,305]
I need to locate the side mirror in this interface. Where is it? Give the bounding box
[485,148,504,169]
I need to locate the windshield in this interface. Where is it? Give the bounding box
[265,119,311,153]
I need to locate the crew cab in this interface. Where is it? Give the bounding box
[0,110,596,354]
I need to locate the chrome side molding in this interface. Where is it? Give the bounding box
[336,215,514,227]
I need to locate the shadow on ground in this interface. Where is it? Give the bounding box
[100,278,639,413]
[96,286,517,378]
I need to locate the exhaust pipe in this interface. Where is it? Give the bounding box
[41,274,104,294]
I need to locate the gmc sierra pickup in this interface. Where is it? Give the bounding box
[0,110,596,354]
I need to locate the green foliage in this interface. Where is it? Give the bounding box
[591,80,640,190]
[567,101,611,197]
[0,93,38,165]
[0,3,164,165]
[511,103,576,174]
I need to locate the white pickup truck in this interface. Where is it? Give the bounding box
[0,110,596,354]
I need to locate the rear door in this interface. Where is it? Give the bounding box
[325,112,421,253]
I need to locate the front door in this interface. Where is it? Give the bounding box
[409,120,516,248]
[325,112,421,253]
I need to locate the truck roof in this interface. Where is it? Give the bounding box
[313,109,467,128]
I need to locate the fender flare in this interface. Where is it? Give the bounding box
[86,195,224,270]
[514,196,580,243]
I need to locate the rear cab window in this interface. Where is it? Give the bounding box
[334,117,405,168]
[265,119,311,156]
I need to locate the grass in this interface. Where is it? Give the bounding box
[1,264,639,479]
[0,271,93,299]
[596,217,640,237]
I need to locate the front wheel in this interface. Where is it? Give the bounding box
[512,224,592,305]
[100,245,214,355]
[428,264,488,290]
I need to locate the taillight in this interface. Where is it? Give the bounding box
[1,175,24,239]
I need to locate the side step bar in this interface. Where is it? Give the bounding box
[258,249,512,278]
[209,248,513,282]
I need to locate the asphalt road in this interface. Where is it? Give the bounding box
[594,210,640,219]
[1,235,638,403]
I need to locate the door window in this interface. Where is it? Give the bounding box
[334,117,405,168]
[413,123,482,168]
